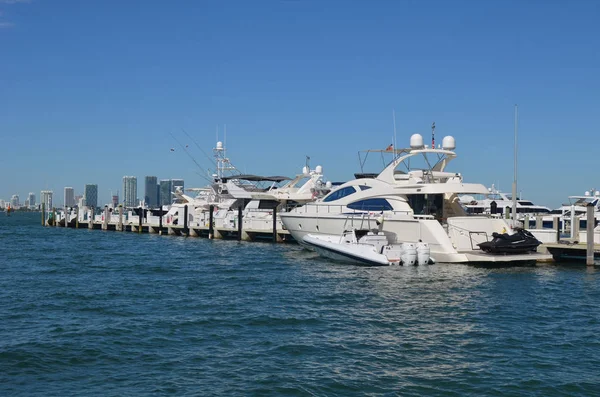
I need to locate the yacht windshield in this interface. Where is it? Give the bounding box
[323,186,358,202]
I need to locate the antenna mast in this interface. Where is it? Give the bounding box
[431,122,436,148]
[512,104,518,224]
[392,109,397,156]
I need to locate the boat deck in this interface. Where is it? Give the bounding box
[460,251,553,263]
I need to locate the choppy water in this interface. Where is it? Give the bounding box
[1,212,599,396]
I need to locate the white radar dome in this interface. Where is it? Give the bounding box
[216,141,223,150]
[325,181,332,189]
[302,166,309,175]
[595,191,600,197]
[315,165,323,174]
[585,191,590,196]
[410,134,424,149]
[442,136,456,150]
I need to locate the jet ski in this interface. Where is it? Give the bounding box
[478,228,541,254]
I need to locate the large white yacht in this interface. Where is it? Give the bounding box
[280,133,549,263]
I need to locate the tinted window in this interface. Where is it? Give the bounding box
[323,186,357,202]
[359,185,372,191]
[347,198,393,211]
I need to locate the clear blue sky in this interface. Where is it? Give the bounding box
[1,0,598,208]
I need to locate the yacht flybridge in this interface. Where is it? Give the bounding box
[280,132,550,263]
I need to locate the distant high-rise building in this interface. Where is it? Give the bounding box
[84,184,98,207]
[144,176,158,208]
[40,190,53,209]
[64,187,75,207]
[172,179,184,194]
[159,179,172,206]
[112,193,119,208]
[10,194,19,208]
[122,176,137,207]
[28,192,35,208]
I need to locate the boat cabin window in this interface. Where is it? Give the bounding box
[407,194,444,219]
[323,186,357,202]
[347,198,393,212]
[359,185,372,191]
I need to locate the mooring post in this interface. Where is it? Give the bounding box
[138,207,142,233]
[553,216,559,242]
[272,206,278,243]
[587,203,595,266]
[183,205,189,237]
[53,208,57,227]
[523,215,529,229]
[118,205,123,231]
[75,206,79,229]
[158,206,163,235]
[505,207,510,220]
[237,206,243,241]
[41,202,45,226]
[209,205,214,239]
[64,206,68,227]
[89,207,94,229]
[535,215,542,229]
[102,205,108,230]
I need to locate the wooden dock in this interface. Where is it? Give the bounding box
[45,207,293,243]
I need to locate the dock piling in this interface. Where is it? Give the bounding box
[553,216,559,242]
[183,205,189,236]
[209,205,214,239]
[89,207,94,229]
[587,203,594,266]
[535,215,542,229]
[237,206,243,241]
[41,202,45,226]
[75,206,79,228]
[158,206,163,235]
[138,207,142,233]
[272,206,278,243]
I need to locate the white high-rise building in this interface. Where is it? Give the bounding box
[40,190,53,209]
[122,176,137,207]
[64,187,75,207]
[10,194,19,208]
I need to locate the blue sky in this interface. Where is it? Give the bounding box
[1,0,598,208]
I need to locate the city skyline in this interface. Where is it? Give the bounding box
[1,173,186,209]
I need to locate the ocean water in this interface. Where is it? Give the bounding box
[1,212,599,396]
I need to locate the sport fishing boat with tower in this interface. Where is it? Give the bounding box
[280,125,548,264]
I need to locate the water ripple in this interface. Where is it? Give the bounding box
[0,213,599,396]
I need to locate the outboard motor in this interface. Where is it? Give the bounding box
[417,242,430,265]
[401,243,417,265]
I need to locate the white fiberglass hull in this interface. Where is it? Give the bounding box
[302,234,391,266]
[281,213,543,264]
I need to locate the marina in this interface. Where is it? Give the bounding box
[37,132,599,267]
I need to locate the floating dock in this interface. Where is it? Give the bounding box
[543,243,600,264]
